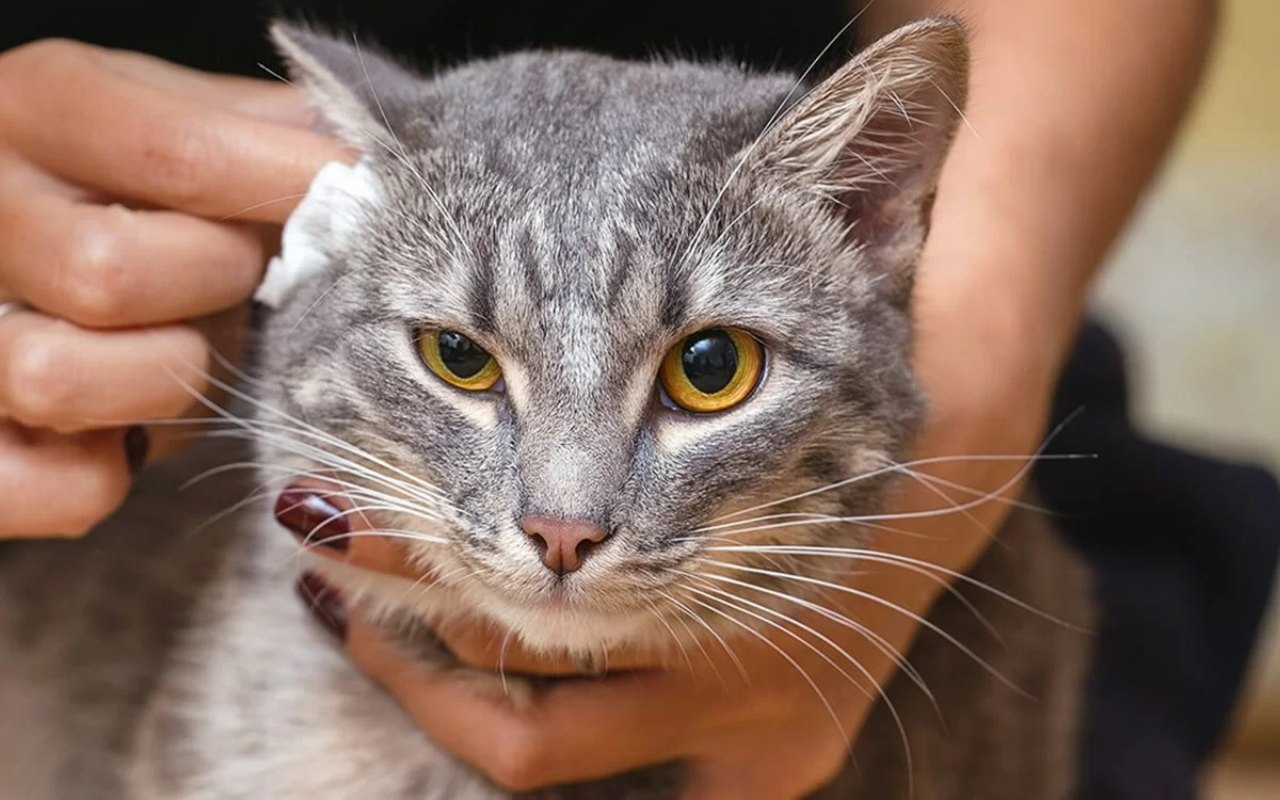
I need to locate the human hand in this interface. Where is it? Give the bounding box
[0,39,346,537]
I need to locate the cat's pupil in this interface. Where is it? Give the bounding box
[681,330,738,394]
[438,331,490,378]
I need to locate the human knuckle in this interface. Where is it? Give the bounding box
[3,330,76,425]
[1,38,83,78]
[67,463,129,532]
[142,121,218,208]
[810,738,850,784]
[60,220,133,324]
[0,40,72,120]
[487,728,551,792]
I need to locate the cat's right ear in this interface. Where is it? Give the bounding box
[270,22,423,150]
[745,17,969,302]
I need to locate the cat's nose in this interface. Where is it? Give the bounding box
[521,516,608,576]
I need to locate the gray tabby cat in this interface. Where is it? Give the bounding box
[0,18,1093,799]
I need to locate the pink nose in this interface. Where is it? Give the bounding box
[521,516,608,576]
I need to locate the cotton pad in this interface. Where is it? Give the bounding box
[255,159,382,309]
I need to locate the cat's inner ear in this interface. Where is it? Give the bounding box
[749,18,969,299]
[270,21,422,150]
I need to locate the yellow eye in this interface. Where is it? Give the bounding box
[418,330,502,391]
[659,328,764,413]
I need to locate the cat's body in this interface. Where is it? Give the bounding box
[1,20,1094,799]
[0,439,1090,799]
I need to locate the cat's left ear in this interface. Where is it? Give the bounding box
[270,21,424,150]
[749,17,969,300]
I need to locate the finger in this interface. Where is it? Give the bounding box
[0,169,269,327]
[687,741,850,800]
[90,48,317,126]
[0,40,350,223]
[0,308,208,432]
[349,621,725,791]
[0,423,132,538]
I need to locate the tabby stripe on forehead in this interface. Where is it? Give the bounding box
[659,259,689,327]
[519,227,548,302]
[604,229,636,308]
[467,256,496,333]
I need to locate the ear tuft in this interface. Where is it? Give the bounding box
[270,21,423,150]
[752,17,970,300]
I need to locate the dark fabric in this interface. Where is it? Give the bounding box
[1035,322,1280,799]
[1,0,852,76]
[4,5,1279,798]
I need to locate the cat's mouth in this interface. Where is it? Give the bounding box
[467,580,656,653]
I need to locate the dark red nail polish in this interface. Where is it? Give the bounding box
[296,571,348,641]
[124,426,150,474]
[274,488,350,551]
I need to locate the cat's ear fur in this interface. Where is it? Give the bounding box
[270,21,423,149]
[751,17,969,300]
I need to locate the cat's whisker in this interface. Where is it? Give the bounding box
[670,515,930,547]
[713,452,1093,525]
[193,426,458,535]
[287,269,367,335]
[159,358,452,503]
[396,562,471,606]
[883,462,1065,518]
[683,578,911,782]
[692,458,1087,540]
[681,588,852,751]
[704,560,1028,696]
[497,627,516,698]
[697,540,1001,643]
[214,192,309,223]
[700,544,1086,632]
[201,422,452,513]
[657,589,746,685]
[694,509,899,535]
[286,528,450,561]
[198,403,451,503]
[888,460,994,538]
[186,408,453,513]
[677,567,937,712]
[711,408,1092,523]
[642,598,696,675]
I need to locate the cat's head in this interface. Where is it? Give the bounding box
[256,20,968,653]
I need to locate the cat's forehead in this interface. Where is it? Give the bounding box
[401,52,794,173]
[341,52,870,373]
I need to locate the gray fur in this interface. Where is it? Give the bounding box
[0,18,1093,799]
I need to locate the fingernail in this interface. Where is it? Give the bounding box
[274,487,350,551]
[296,571,348,641]
[124,426,150,474]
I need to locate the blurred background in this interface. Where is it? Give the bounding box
[1088,0,1279,795]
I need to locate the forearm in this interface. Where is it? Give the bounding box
[860,0,1217,378]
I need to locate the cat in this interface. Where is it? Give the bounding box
[0,17,1093,799]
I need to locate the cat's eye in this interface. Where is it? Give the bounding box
[659,328,764,413]
[418,330,503,392]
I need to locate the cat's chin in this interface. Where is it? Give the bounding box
[313,555,660,656]
[469,587,654,654]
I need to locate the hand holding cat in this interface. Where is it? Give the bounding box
[0,40,346,537]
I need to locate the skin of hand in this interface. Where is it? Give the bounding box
[0,39,347,537]
[283,1,1219,798]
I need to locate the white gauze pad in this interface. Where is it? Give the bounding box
[255,159,382,309]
